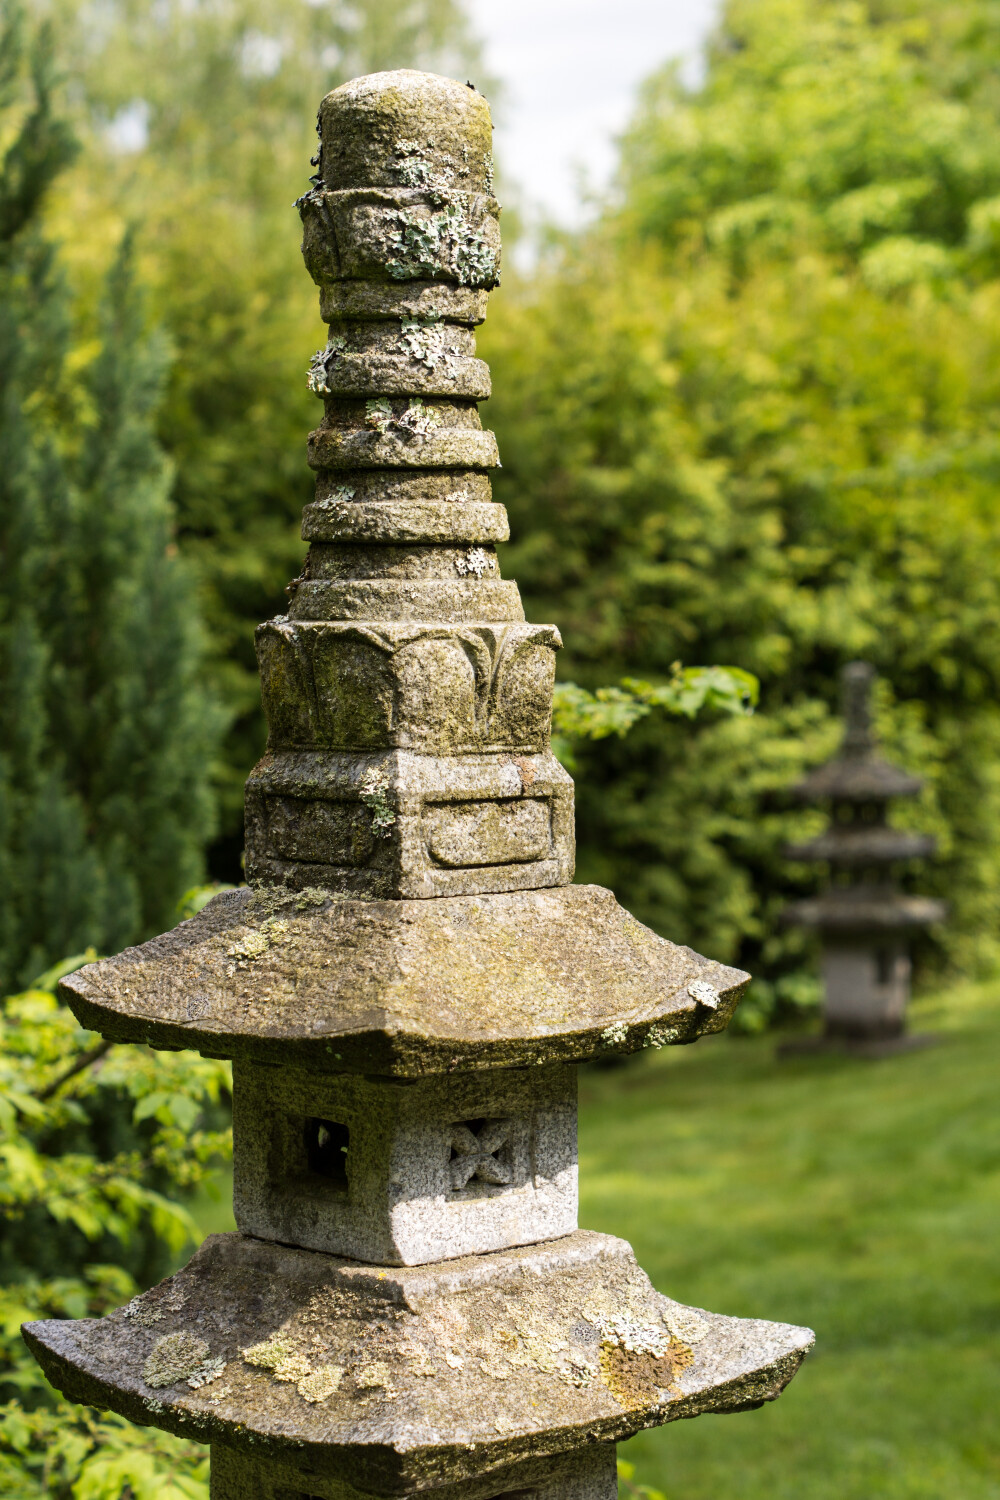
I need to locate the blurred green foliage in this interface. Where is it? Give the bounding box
[0,1,222,991]
[0,949,230,1497]
[481,0,1000,1017]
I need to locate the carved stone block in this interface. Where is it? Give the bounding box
[256,621,559,754]
[232,1061,577,1265]
[244,749,574,898]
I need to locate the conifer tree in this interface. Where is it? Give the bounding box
[0,0,219,989]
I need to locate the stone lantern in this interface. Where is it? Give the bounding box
[783,661,946,1055]
[25,71,812,1500]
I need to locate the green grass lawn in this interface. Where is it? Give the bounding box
[584,984,1000,1500]
[189,983,1000,1498]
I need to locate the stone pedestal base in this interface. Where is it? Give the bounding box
[209,1440,618,1500]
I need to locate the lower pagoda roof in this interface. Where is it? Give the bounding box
[24,1230,812,1494]
[58,884,748,1075]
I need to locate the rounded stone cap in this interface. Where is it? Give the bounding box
[319,70,494,193]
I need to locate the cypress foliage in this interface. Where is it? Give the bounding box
[0,1,220,989]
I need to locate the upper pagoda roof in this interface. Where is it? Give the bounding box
[59,884,748,1076]
[793,662,923,804]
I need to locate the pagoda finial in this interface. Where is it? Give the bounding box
[841,660,877,761]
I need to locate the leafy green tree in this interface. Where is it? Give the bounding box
[42,0,488,860]
[0,3,220,990]
[482,0,1000,1016]
[0,951,230,1497]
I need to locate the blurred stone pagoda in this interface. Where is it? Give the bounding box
[783,661,946,1056]
[25,71,812,1499]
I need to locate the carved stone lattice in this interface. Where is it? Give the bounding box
[24,69,812,1499]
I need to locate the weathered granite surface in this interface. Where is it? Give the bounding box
[232,1060,578,1264]
[208,1439,618,1500]
[58,884,748,1073]
[24,1231,813,1494]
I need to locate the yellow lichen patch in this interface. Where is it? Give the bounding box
[241,1334,293,1371]
[273,1351,313,1384]
[354,1360,397,1396]
[297,1365,343,1404]
[226,917,289,970]
[598,1332,695,1409]
[661,1305,710,1344]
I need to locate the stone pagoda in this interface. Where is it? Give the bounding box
[783,661,946,1056]
[25,71,812,1500]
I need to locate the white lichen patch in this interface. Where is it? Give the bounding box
[661,1305,709,1344]
[355,1360,397,1397]
[688,978,720,1009]
[644,1022,682,1050]
[600,1021,629,1047]
[360,766,396,836]
[124,1287,186,1326]
[306,336,346,394]
[599,1314,670,1359]
[389,138,454,191]
[143,1332,211,1389]
[385,201,497,287]
[187,1354,227,1389]
[365,397,440,441]
[123,1297,163,1326]
[444,1350,464,1369]
[399,318,460,372]
[242,1332,347,1403]
[247,884,331,920]
[365,398,393,432]
[455,547,491,578]
[242,1334,294,1372]
[393,399,440,438]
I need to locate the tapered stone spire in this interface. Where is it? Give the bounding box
[24,72,812,1499]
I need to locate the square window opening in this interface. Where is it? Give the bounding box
[303,1118,350,1189]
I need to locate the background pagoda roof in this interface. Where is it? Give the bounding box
[784,827,935,866]
[59,884,748,1075]
[783,888,947,932]
[793,756,923,803]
